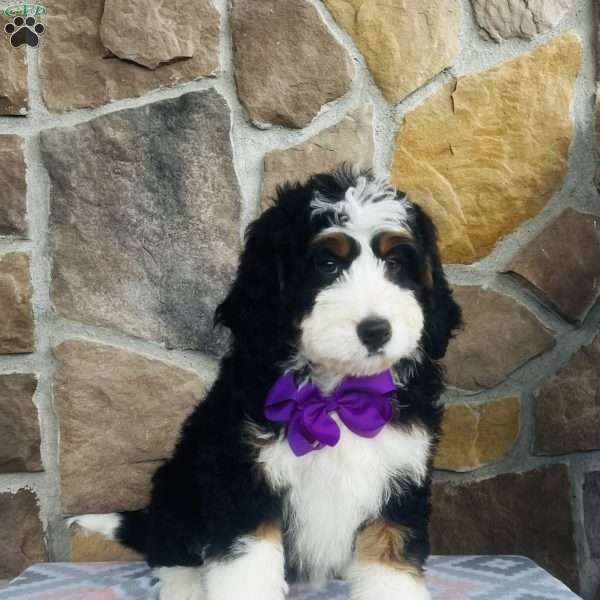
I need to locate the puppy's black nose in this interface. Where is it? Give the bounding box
[357,317,391,352]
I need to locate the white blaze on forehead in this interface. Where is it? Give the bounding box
[311,175,410,237]
[302,174,422,384]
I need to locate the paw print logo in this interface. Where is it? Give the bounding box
[4,16,45,48]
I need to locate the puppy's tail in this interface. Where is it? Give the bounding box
[68,510,148,555]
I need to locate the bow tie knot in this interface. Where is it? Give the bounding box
[325,398,339,412]
[264,371,396,457]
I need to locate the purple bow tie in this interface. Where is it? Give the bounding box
[264,371,396,457]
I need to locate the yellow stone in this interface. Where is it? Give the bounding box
[435,398,520,472]
[261,107,374,210]
[391,33,581,264]
[71,528,142,561]
[324,0,460,104]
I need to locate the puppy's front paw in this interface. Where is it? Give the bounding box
[348,563,430,600]
[156,567,203,600]
[203,537,287,600]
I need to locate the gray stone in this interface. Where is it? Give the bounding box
[55,340,206,514]
[0,135,28,237]
[261,107,374,210]
[508,209,600,323]
[41,91,241,354]
[0,489,47,578]
[534,334,600,455]
[39,0,219,112]
[471,0,573,42]
[231,0,353,128]
[432,464,579,591]
[597,2,600,83]
[0,374,41,473]
[584,472,600,558]
[444,287,555,391]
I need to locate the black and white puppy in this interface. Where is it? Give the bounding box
[72,167,461,600]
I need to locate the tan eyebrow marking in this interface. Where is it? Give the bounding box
[313,232,353,258]
[376,230,415,256]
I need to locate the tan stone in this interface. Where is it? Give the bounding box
[0,489,47,578]
[445,287,555,391]
[100,0,194,70]
[0,253,34,354]
[0,135,28,237]
[55,340,206,514]
[435,397,520,471]
[0,374,41,473]
[392,33,581,264]
[0,42,27,115]
[39,0,219,112]
[261,108,374,209]
[325,0,460,104]
[70,528,142,561]
[231,0,353,128]
[472,0,573,42]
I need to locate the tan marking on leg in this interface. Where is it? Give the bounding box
[355,520,422,577]
[254,522,282,544]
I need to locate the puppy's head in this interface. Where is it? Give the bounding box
[216,167,461,382]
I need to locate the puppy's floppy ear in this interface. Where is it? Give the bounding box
[413,203,462,360]
[215,202,291,356]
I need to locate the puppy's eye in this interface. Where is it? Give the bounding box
[316,257,340,275]
[384,256,402,273]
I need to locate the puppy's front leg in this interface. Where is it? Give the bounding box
[203,523,288,600]
[348,520,430,600]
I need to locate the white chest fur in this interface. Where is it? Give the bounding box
[258,422,431,581]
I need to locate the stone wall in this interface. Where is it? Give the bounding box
[0,0,598,597]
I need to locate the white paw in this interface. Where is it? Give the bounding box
[203,537,287,600]
[156,567,204,600]
[348,562,431,600]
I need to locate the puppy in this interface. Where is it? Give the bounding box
[72,167,461,600]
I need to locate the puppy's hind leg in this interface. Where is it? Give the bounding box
[68,511,148,555]
[203,524,287,600]
[70,514,205,599]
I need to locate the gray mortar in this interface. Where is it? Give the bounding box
[0,0,598,594]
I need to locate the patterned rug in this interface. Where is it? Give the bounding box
[0,556,581,599]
